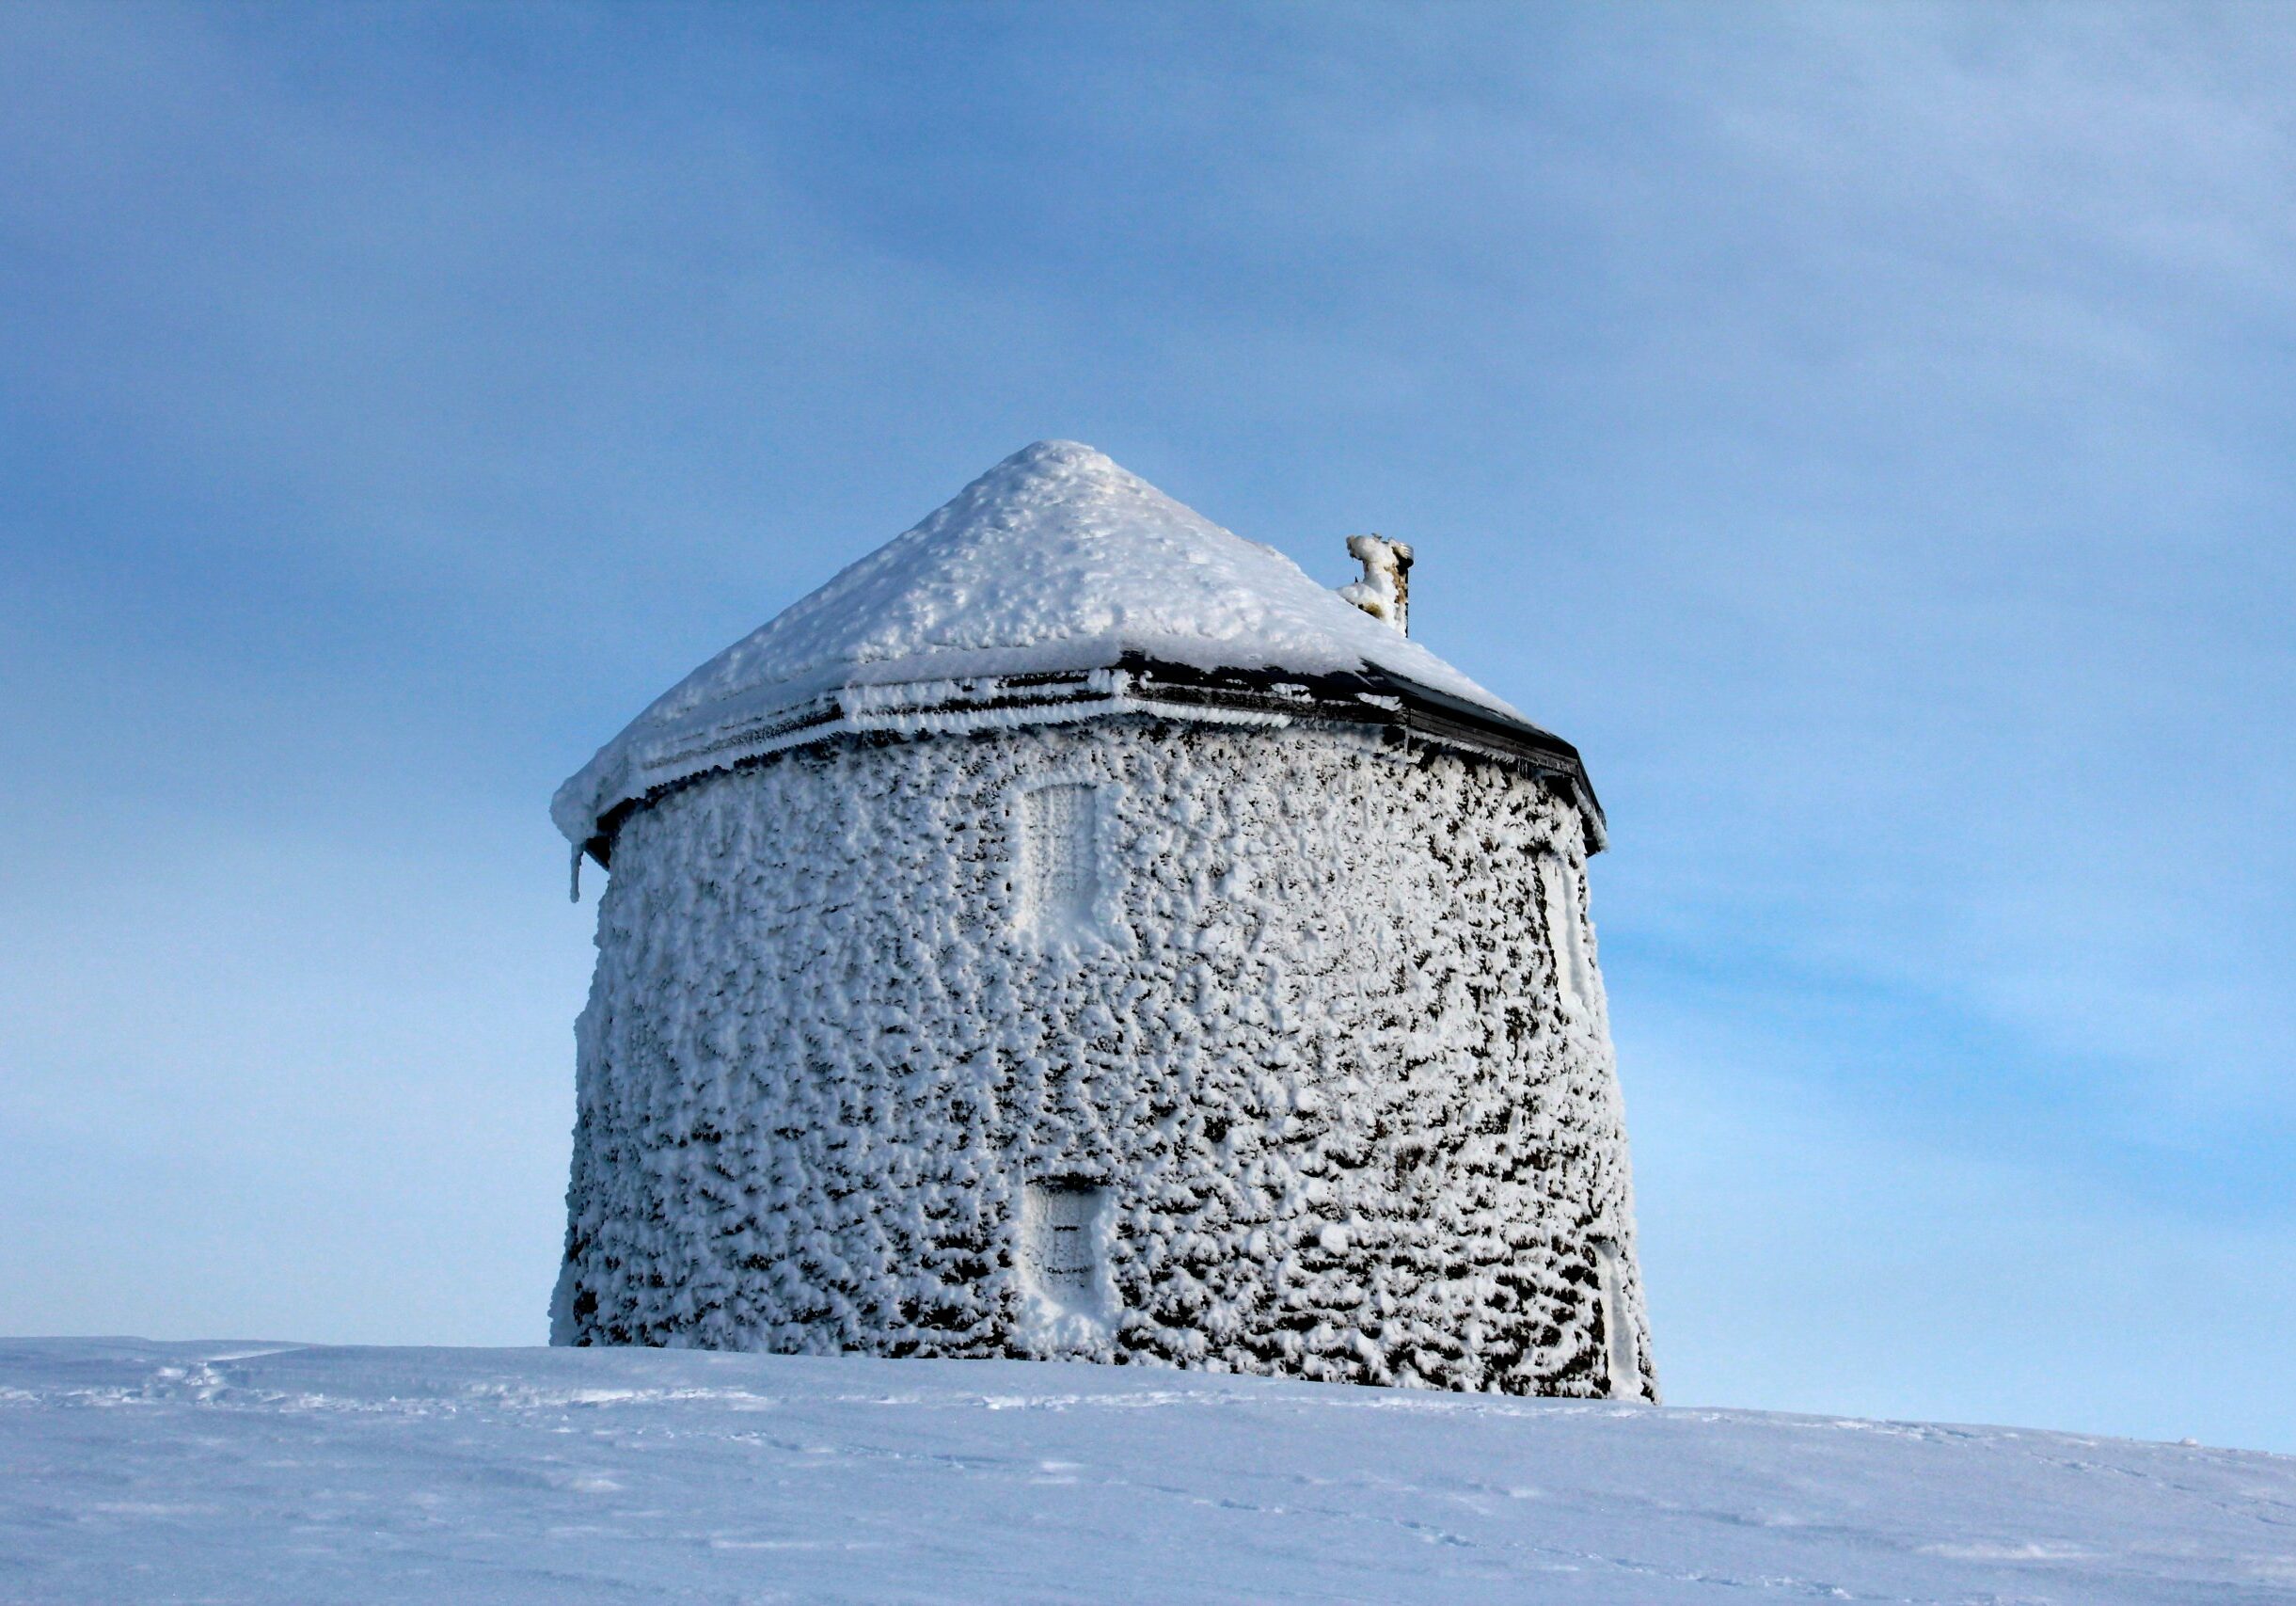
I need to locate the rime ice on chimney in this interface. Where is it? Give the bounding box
[1338,534,1414,634]
[548,440,1655,1401]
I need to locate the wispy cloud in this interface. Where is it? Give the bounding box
[1,0,2288,1441]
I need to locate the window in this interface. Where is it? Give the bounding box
[1017,782,1099,938]
[1020,1182,1108,1310]
[1542,857,1597,1018]
[1591,1236,1640,1399]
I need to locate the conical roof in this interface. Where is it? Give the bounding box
[555,441,1566,850]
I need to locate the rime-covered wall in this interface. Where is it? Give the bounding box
[551,719,1655,1400]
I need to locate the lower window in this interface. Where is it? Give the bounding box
[1021,1182,1109,1310]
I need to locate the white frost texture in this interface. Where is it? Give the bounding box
[6,1341,2293,1605]
[550,442,1649,1399]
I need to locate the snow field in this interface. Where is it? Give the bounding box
[4,1340,2293,1604]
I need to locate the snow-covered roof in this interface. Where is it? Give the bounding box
[555,440,1570,850]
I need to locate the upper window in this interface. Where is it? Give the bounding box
[1016,782,1100,939]
[1542,856,1598,1018]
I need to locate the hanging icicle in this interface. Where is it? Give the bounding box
[569,841,583,903]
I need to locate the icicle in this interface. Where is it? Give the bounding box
[570,842,583,903]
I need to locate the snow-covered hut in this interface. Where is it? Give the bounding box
[549,440,1655,1400]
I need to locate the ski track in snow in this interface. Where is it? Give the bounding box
[2,1341,2292,1604]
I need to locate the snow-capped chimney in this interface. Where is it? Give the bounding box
[1339,535,1414,635]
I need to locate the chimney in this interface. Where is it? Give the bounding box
[1339,535,1414,635]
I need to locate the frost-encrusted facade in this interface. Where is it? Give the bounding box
[550,441,1655,1400]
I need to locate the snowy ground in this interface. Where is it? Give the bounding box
[3,1340,2291,1604]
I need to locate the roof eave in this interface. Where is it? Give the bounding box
[576,652,1605,869]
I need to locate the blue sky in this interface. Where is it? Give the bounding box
[4,3,2292,1451]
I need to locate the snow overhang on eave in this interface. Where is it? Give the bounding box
[571,652,1606,869]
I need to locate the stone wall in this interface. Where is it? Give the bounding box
[551,717,1655,1399]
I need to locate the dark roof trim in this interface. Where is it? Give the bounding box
[582,651,1604,868]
